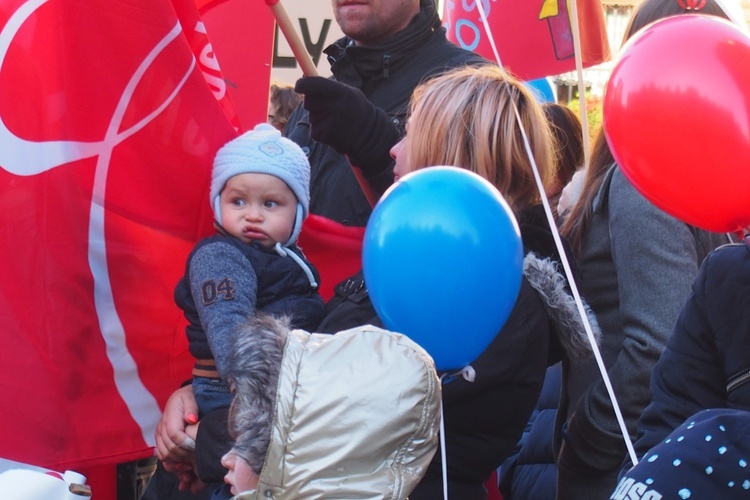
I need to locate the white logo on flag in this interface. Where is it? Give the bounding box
[0,0,196,445]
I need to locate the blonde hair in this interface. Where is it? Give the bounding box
[403,65,556,213]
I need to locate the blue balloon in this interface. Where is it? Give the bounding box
[524,77,556,103]
[363,167,524,371]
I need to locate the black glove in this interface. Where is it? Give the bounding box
[294,77,400,180]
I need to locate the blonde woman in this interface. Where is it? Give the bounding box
[391,65,555,212]
[385,64,596,500]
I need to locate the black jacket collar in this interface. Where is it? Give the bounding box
[325,0,440,86]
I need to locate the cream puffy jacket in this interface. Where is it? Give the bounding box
[233,325,441,499]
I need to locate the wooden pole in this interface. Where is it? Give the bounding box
[265,0,379,206]
[265,0,319,77]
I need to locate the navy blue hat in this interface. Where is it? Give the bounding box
[612,409,750,499]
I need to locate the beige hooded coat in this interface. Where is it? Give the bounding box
[233,325,441,499]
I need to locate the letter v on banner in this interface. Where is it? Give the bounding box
[0,0,237,475]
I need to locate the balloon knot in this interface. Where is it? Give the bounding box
[461,365,476,383]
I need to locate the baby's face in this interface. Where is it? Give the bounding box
[220,173,297,247]
[221,450,260,496]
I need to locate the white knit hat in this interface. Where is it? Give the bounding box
[211,123,310,245]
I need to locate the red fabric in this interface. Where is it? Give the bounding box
[298,214,365,302]
[443,0,611,81]
[196,0,275,132]
[79,465,117,500]
[0,0,270,471]
[485,470,502,500]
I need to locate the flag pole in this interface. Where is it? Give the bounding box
[568,0,590,168]
[265,0,318,77]
[265,0,378,206]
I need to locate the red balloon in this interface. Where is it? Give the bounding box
[603,15,750,233]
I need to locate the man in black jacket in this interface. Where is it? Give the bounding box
[286,0,485,226]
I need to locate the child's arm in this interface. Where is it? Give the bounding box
[189,241,259,376]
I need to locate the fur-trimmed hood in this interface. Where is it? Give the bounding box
[523,253,601,360]
[231,321,441,499]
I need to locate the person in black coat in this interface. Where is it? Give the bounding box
[288,0,486,227]
[382,64,597,499]
[621,235,750,475]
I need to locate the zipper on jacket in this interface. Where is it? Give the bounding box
[727,368,750,393]
[382,54,391,78]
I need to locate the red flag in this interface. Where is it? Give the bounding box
[443,0,610,81]
[193,1,366,299]
[196,0,275,132]
[298,215,365,301]
[0,0,271,471]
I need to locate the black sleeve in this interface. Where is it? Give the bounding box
[194,408,234,483]
[294,76,399,197]
[427,281,550,486]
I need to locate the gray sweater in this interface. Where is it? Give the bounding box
[557,165,727,498]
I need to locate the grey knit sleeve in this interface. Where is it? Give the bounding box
[189,241,258,376]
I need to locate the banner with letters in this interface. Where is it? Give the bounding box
[196,0,275,131]
[268,0,344,85]
[443,0,610,81]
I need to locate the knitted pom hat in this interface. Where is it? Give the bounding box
[211,123,310,245]
[612,408,750,500]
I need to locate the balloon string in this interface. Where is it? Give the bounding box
[439,373,449,500]
[474,1,504,70]
[436,367,475,500]
[475,1,590,167]
[476,1,639,467]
